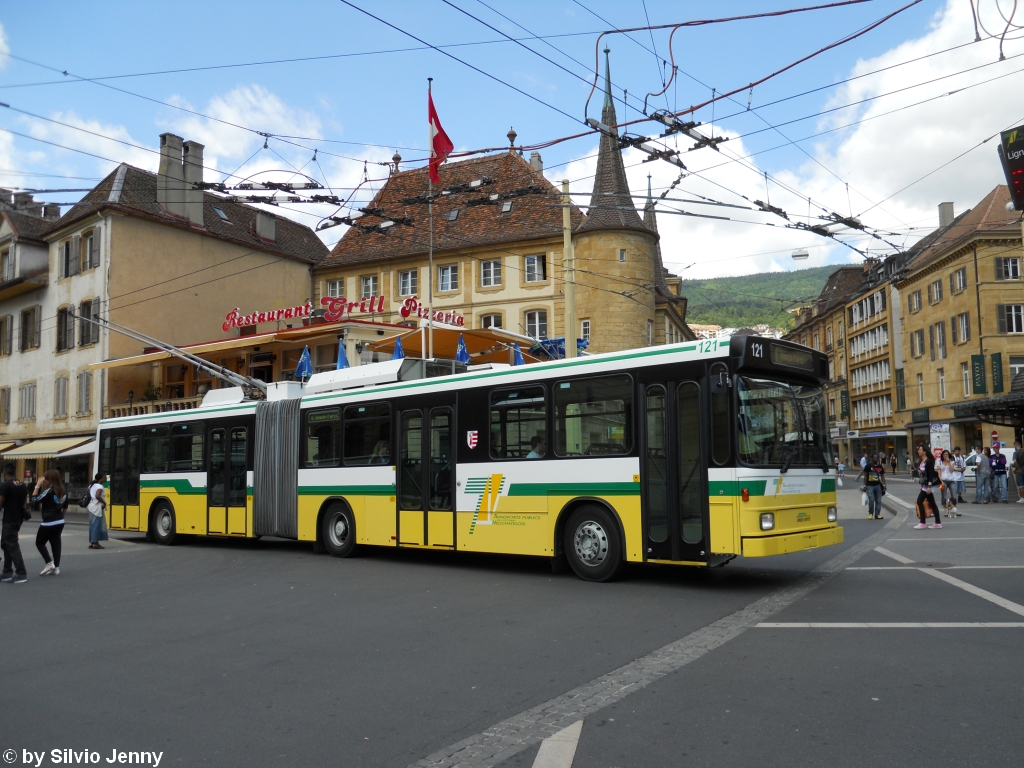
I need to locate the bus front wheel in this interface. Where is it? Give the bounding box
[564,506,623,582]
[322,504,357,558]
[151,502,178,546]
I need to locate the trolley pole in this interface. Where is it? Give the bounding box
[562,179,576,359]
[427,79,435,361]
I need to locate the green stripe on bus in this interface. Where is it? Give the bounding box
[821,478,836,493]
[139,479,206,495]
[506,482,640,497]
[709,480,768,497]
[298,485,394,496]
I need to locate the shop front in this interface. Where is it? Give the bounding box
[0,437,95,499]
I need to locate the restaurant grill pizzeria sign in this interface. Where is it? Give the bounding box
[223,294,464,332]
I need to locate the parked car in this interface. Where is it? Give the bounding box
[963,451,979,485]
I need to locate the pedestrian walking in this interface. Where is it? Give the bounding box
[914,446,942,529]
[938,450,957,517]
[0,463,30,584]
[975,446,993,503]
[860,452,869,471]
[1012,440,1024,504]
[32,469,68,576]
[87,472,108,549]
[889,452,898,475]
[857,452,887,520]
[837,459,845,477]
[991,443,1009,503]
[951,447,966,506]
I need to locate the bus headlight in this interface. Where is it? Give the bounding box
[760,512,775,531]
[827,506,838,522]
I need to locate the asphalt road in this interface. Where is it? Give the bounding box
[1,483,1021,768]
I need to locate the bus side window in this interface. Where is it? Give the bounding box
[554,375,633,457]
[143,426,170,473]
[98,432,111,476]
[710,363,730,465]
[170,422,204,472]
[304,407,341,467]
[489,386,546,459]
[344,403,392,465]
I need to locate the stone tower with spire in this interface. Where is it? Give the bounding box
[572,49,660,353]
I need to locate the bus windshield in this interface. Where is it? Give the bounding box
[736,376,830,469]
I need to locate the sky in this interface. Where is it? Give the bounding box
[0,0,1021,280]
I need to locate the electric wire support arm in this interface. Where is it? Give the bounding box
[73,309,268,398]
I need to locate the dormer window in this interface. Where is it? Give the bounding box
[501,201,513,214]
[448,209,459,221]
[214,207,231,223]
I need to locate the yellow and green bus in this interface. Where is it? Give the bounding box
[96,334,841,581]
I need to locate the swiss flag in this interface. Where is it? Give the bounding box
[428,91,453,184]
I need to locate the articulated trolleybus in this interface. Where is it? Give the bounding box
[95,335,841,581]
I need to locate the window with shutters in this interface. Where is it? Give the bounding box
[0,249,13,282]
[909,328,925,358]
[480,260,502,287]
[0,314,11,356]
[951,267,967,293]
[83,229,101,270]
[999,304,1024,334]
[78,299,100,345]
[397,270,417,296]
[997,257,1021,280]
[928,279,943,304]
[934,321,946,359]
[77,371,92,415]
[953,312,970,343]
[56,307,75,352]
[54,376,68,419]
[908,290,922,313]
[0,387,10,424]
[19,306,40,350]
[18,382,36,421]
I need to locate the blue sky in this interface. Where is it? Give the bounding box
[0,0,1020,277]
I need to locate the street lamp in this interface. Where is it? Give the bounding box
[791,249,809,261]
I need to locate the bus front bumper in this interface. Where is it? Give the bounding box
[741,525,844,557]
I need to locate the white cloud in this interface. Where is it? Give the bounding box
[0,22,9,70]
[21,111,155,173]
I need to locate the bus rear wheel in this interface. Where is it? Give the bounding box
[564,506,623,582]
[322,504,357,558]
[151,502,178,546]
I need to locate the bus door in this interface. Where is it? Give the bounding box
[208,422,249,536]
[396,395,456,548]
[641,381,707,562]
[109,431,141,530]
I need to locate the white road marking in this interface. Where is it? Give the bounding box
[958,510,1024,527]
[848,565,1024,570]
[532,720,583,768]
[757,622,1024,628]
[874,546,914,564]
[888,537,1024,541]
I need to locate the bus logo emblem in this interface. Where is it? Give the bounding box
[464,474,506,533]
[467,430,479,449]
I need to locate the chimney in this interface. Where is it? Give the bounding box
[529,151,543,172]
[157,133,187,219]
[255,212,276,242]
[183,140,205,226]
[43,204,61,221]
[0,189,12,210]
[938,201,954,229]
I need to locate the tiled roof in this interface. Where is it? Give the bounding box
[52,164,328,265]
[904,185,1019,275]
[643,183,673,296]
[321,151,585,269]
[816,265,864,313]
[3,210,54,243]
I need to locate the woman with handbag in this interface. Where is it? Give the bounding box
[32,469,69,575]
[938,450,956,515]
[914,446,942,530]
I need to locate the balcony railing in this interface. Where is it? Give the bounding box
[103,395,203,419]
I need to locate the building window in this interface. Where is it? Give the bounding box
[213,207,231,223]
[0,387,9,424]
[812,334,820,350]
[850,324,889,356]
[360,275,378,298]
[447,209,459,222]
[0,249,13,282]
[78,300,100,346]
[0,314,11,356]
[850,359,891,390]
[326,280,344,298]
[398,270,417,296]
[997,304,1024,334]
[580,318,590,343]
[525,310,548,340]
[951,267,967,293]
[837,320,844,343]
[18,382,36,421]
[938,368,945,400]
[619,249,626,262]
[59,238,80,279]
[54,376,68,418]
[997,257,1021,280]
[524,254,546,283]
[501,201,513,214]
[848,289,886,325]
[56,307,75,352]
[952,312,970,344]
[19,306,40,351]
[826,327,833,349]
[1009,355,1024,379]
[647,320,653,346]
[77,371,92,415]
[480,313,502,329]
[909,328,924,358]
[927,279,943,304]
[933,321,946,359]
[962,362,970,396]
[84,230,100,269]
[438,265,458,292]
[481,260,502,287]
[828,398,836,419]
[908,291,922,313]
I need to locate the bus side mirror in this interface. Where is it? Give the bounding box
[710,371,731,395]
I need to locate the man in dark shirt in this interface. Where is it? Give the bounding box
[0,462,30,583]
[991,444,1009,503]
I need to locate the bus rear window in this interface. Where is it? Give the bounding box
[553,375,632,457]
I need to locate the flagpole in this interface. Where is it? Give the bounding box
[427,77,434,362]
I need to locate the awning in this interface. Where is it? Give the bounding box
[1,437,93,459]
[57,439,97,457]
[0,442,16,454]
[88,331,280,370]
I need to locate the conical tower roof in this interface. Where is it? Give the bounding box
[577,49,651,235]
[643,175,670,292]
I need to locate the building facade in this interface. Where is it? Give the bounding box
[0,133,326,492]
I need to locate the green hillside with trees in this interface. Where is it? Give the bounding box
[680,265,840,330]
